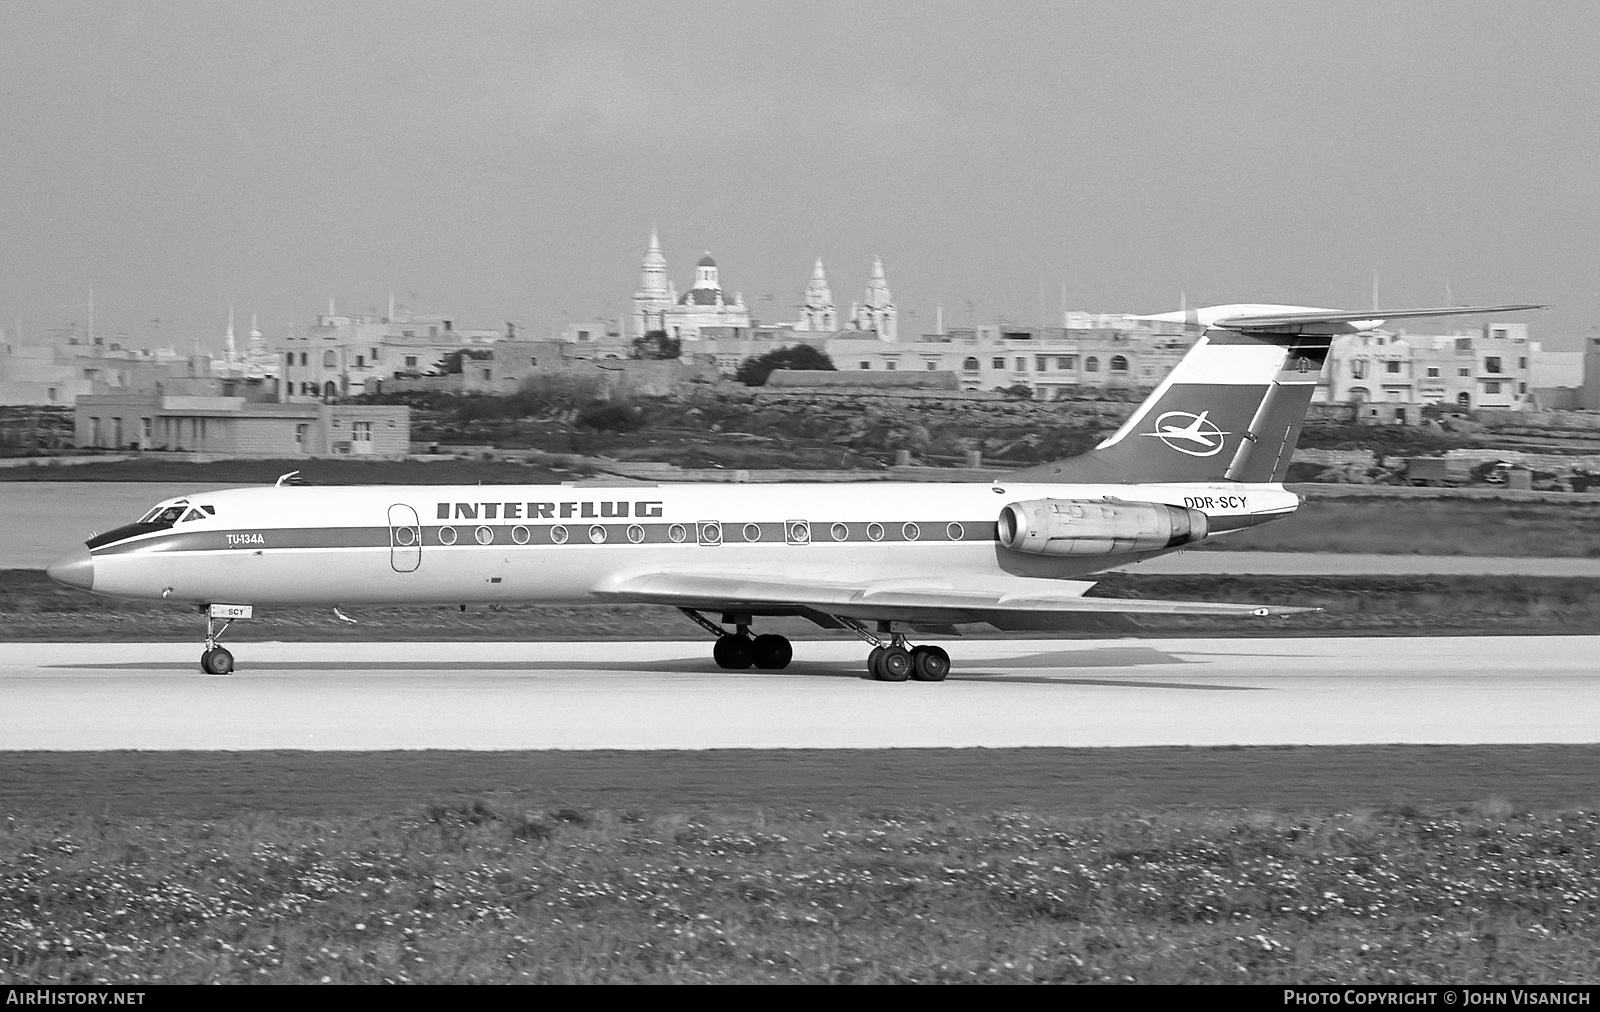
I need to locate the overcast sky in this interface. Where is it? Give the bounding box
[2,1,1594,352]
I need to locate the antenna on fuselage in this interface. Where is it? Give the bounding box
[274,470,301,487]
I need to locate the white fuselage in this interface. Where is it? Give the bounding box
[84,480,1298,607]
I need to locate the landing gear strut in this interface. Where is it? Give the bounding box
[838,618,952,682]
[681,609,792,671]
[200,609,235,675]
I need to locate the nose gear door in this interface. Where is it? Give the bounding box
[388,504,422,572]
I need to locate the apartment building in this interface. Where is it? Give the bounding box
[1321,322,1535,410]
[825,323,1195,399]
[280,309,502,400]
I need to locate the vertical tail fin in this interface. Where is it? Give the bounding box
[1010,328,1329,483]
[1009,303,1538,485]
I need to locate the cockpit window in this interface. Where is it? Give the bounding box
[138,500,188,524]
[86,503,191,549]
[181,509,205,522]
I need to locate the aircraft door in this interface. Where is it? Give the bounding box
[388,504,422,573]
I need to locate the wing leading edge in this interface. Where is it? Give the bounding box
[594,571,1315,625]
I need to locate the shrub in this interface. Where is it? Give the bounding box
[735,345,836,386]
[630,330,681,360]
[575,400,648,432]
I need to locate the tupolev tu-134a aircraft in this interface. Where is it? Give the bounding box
[47,302,1540,680]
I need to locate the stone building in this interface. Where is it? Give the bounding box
[74,393,409,457]
[821,322,1194,399]
[1584,335,1600,411]
[279,305,501,400]
[1319,321,1537,410]
[630,233,752,342]
[847,256,897,340]
[625,232,898,344]
[794,259,837,332]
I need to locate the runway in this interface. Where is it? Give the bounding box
[2,636,1595,751]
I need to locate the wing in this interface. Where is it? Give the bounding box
[594,571,1314,627]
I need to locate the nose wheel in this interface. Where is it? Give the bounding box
[201,646,234,675]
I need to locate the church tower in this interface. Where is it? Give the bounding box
[632,230,673,336]
[691,252,721,292]
[851,256,897,341]
[223,305,239,363]
[244,312,275,379]
[796,258,837,332]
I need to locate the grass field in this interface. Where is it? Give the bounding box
[4,747,1600,984]
[4,792,1598,983]
[5,568,1598,641]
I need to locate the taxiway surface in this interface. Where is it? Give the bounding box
[2,636,1594,751]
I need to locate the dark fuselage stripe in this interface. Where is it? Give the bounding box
[89,521,1004,557]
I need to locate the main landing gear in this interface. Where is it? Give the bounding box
[681,609,954,681]
[842,618,951,682]
[681,609,793,670]
[865,641,950,682]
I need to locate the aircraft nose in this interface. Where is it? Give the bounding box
[46,546,94,591]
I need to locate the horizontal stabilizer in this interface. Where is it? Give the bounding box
[1213,304,1544,331]
[1135,303,1543,335]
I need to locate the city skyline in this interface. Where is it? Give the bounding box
[1,2,1592,353]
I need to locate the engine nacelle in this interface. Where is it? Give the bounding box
[996,498,1209,557]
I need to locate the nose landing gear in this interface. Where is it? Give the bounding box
[200,610,234,674]
[198,604,251,674]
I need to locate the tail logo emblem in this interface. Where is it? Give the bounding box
[1141,410,1231,457]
